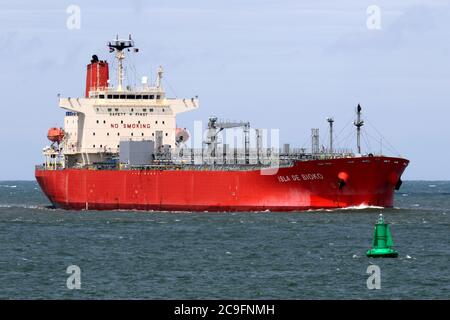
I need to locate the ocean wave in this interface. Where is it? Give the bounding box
[338,204,385,210]
[303,204,386,213]
[0,203,55,210]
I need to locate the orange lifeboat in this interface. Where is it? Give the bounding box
[47,127,65,143]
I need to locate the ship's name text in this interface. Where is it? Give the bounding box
[278,173,324,182]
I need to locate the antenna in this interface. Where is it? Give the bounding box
[353,104,364,154]
[156,66,163,89]
[107,35,137,91]
[327,117,334,154]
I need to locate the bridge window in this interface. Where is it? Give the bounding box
[99,94,105,99]
[156,95,161,99]
[113,94,119,99]
[120,94,126,99]
[143,95,149,99]
[107,95,112,99]
[150,95,154,99]
[136,95,142,99]
[127,95,136,99]
[107,108,111,112]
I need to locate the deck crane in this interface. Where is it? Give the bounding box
[205,117,251,164]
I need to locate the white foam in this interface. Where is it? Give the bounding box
[0,203,44,209]
[339,204,385,210]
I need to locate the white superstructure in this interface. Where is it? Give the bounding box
[58,36,198,166]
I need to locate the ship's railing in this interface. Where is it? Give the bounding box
[89,86,163,96]
[61,145,355,161]
[35,163,65,171]
[169,147,355,166]
[63,146,118,154]
[45,145,357,171]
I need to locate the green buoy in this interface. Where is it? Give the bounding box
[366,214,398,258]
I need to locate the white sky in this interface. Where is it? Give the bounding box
[0,0,449,180]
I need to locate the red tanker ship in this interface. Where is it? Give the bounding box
[35,36,408,211]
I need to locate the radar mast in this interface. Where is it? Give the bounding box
[107,34,136,91]
[354,104,364,154]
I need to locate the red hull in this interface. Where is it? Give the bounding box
[35,156,408,212]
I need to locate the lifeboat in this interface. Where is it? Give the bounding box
[47,127,65,143]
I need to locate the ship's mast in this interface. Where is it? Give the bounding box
[327,117,334,154]
[108,35,135,91]
[354,104,364,154]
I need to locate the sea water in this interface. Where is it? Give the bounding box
[0,181,448,299]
